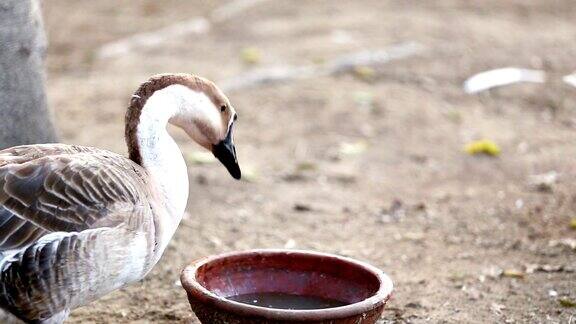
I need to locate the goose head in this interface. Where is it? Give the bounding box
[169,80,241,180]
[126,74,241,180]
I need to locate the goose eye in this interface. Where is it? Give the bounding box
[220,105,227,112]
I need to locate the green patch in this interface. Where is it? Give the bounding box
[559,297,576,308]
[296,162,317,172]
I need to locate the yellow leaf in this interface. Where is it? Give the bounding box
[353,66,375,81]
[240,47,261,65]
[296,162,317,171]
[570,218,576,230]
[464,139,501,156]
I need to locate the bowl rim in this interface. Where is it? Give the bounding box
[180,249,393,321]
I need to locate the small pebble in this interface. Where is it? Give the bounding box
[548,290,558,297]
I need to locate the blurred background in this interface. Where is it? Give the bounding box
[39,0,576,322]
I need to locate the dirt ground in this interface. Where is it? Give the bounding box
[42,0,575,323]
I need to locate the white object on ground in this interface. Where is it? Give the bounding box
[463,67,546,94]
[528,171,558,192]
[284,239,296,249]
[330,29,355,45]
[548,290,558,297]
[563,73,576,88]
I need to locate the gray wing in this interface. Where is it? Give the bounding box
[0,145,157,322]
[0,227,154,322]
[0,144,152,251]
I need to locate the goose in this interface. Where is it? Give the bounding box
[0,73,240,323]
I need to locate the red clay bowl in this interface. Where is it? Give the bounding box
[180,249,393,323]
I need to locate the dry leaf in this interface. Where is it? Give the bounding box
[403,232,425,241]
[353,66,375,81]
[296,162,317,171]
[502,269,525,278]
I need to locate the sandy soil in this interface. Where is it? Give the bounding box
[41,0,576,323]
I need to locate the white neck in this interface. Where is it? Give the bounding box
[136,85,201,251]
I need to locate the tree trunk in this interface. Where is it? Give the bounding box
[0,0,57,149]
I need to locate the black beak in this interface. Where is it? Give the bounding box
[212,123,241,180]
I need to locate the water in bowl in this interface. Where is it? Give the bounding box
[228,292,348,310]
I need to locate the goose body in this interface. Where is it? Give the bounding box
[0,74,240,323]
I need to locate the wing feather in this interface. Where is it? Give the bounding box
[0,144,152,251]
[0,226,152,321]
